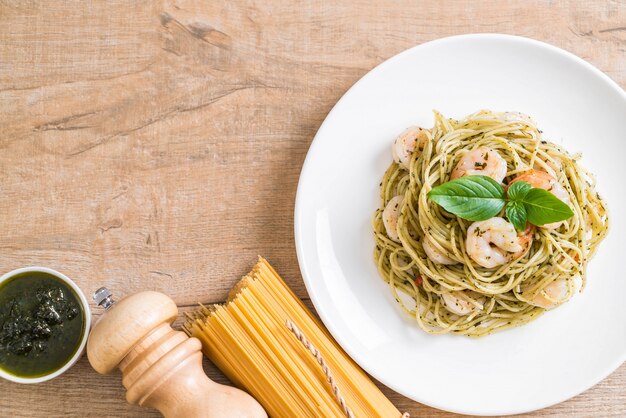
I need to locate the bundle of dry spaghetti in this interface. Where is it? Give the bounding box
[183,257,404,418]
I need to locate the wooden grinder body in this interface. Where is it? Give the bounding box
[87,291,266,418]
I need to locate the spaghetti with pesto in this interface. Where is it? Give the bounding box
[373,110,609,336]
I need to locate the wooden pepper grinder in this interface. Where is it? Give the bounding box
[87,288,267,418]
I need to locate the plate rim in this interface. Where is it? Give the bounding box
[294,33,626,416]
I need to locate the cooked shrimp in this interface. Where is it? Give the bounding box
[441,291,484,316]
[515,224,534,257]
[511,169,570,229]
[382,196,403,242]
[451,147,508,183]
[423,236,457,265]
[524,275,581,309]
[466,217,532,268]
[391,126,431,169]
[511,169,569,204]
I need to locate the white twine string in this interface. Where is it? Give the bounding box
[285,319,410,418]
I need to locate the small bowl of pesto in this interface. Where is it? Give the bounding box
[0,267,91,384]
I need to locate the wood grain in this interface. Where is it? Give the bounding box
[0,0,624,416]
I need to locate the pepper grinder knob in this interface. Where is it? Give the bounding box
[93,287,115,310]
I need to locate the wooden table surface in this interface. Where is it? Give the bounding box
[1,1,624,417]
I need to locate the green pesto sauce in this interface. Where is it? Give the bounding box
[0,272,85,377]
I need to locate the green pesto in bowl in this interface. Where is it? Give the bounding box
[0,271,85,378]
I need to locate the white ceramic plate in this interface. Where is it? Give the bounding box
[294,34,626,416]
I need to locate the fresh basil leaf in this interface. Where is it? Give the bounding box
[507,181,531,201]
[427,175,506,221]
[505,201,527,231]
[523,188,574,225]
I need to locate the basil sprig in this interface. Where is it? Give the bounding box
[427,175,573,230]
[426,176,505,221]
